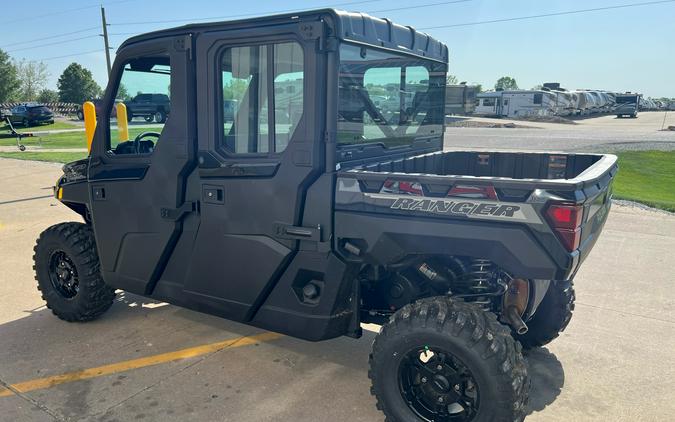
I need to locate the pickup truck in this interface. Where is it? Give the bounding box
[35,9,616,422]
[124,93,170,123]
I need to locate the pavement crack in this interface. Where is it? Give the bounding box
[0,377,65,422]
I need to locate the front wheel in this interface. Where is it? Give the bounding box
[33,222,115,322]
[370,297,529,422]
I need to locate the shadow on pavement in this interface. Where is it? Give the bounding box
[0,293,563,418]
[525,347,565,414]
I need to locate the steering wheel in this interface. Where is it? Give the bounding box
[132,131,161,154]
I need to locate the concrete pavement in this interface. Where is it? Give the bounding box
[0,157,674,421]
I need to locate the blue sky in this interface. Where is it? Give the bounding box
[1,0,674,97]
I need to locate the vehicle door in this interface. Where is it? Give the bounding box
[182,23,323,321]
[10,106,24,124]
[87,35,196,295]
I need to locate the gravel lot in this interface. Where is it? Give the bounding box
[445,111,675,152]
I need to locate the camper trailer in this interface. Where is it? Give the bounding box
[445,84,478,115]
[475,90,557,118]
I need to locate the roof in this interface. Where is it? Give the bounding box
[119,9,448,63]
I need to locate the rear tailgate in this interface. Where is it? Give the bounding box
[335,152,617,279]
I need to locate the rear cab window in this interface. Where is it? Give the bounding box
[219,41,304,155]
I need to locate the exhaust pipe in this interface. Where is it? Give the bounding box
[505,306,528,335]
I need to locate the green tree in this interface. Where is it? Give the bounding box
[15,59,49,101]
[116,83,130,101]
[37,89,59,103]
[222,78,249,100]
[494,76,518,91]
[57,63,101,104]
[446,74,459,85]
[0,49,20,103]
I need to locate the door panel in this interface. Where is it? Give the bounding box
[180,25,324,321]
[88,36,196,295]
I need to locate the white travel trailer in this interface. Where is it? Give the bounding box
[571,91,596,115]
[475,90,557,117]
[550,90,576,116]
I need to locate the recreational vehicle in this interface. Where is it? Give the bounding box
[445,84,478,115]
[475,90,557,118]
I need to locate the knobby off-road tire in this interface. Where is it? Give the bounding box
[516,280,575,350]
[369,297,529,422]
[33,222,115,322]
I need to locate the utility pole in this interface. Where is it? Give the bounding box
[100,6,112,77]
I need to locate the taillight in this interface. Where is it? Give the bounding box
[545,203,583,252]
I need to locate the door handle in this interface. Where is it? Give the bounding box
[274,223,321,242]
[202,185,224,204]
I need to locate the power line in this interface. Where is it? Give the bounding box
[15,50,104,62]
[0,0,136,25]
[0,26,100,49]
[110,0,384,26]
[37,49,102,62]
[367,0,471,14]
[6,35,101,53]
[419,0,675,30]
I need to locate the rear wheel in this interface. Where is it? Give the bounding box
[154,110,166,123]
[516,280,575,349]
[370,297,529,422]
[33,222,115,322]
[144,115,154,123]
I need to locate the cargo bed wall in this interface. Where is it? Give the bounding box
[360,151,601,180]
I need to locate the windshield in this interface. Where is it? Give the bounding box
[337,44,445,150]
[616,96,638,103]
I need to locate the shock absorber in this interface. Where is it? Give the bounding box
[456,258,494,310]
[468,259,493,291]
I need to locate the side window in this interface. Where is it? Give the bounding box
[533,93,543,104]
[220,41,303,155]
[108,56,171,155]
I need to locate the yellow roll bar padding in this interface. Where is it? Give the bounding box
[83,101,96,153]
[116,103,129,142]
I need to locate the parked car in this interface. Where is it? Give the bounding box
[8,103,54,127]
[124,93,170,123]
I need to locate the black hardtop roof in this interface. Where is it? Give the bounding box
[119,8,448,63]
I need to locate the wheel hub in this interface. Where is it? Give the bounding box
[48,250,79,298]
[399,347,479,421]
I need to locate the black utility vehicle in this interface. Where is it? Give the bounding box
[35,10,616,422]
[124,93,171,123]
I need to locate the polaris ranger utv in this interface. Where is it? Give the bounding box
[34,9,617,422]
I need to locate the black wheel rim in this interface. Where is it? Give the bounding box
[398,345,480,421]
[48,250,79,299]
